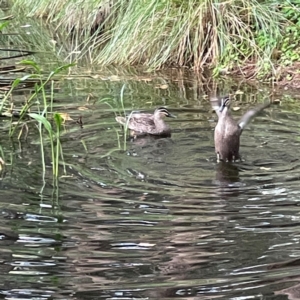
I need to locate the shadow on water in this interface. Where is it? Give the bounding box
[2,64,300,300]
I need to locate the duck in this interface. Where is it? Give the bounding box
[211,95,271,162]
[115,107,176,137]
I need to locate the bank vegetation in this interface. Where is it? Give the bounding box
[10,0,300,84]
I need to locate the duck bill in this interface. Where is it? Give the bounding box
[168,113,177,118]
[219,99,227,112]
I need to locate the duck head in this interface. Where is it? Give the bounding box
[155,107,176,118]
[219,96,230,113]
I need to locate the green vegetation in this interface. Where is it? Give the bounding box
[29,112,65,181]
[99,84,131,153]
[279,0,300,65]
[9,0,300,80]
[0,60,74,181]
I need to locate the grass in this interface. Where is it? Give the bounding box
[7,0,300,80]
[11,0,296,79]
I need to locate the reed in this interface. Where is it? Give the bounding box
[11,0,289,77]
[7,61,74,137]
[0,60,74,180]
[98,84,129,153]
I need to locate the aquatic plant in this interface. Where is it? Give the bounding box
[29,111,65,180]
[6,60,74,136]
[0,145,6,173]
[116,84,129,149]
[99,84,129,152]
[0,60,74,180]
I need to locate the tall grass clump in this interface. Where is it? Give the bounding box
[97,0,283,74]
[12,0,290,77]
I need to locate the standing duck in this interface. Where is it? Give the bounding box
[211,96,271,162]
[115,107,176,137]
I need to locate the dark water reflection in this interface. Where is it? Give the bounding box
[1,73,300,299]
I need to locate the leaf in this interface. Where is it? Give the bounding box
[53,112,64,130]
[28,113,52,132]
[98,97,113,103]
[11,78,21,88]
[18,60,41,73]
[46,63,76,82]
[19,74,40,81]
[0,21,10,31]
[51,63,76,76]
[57,112,73,121]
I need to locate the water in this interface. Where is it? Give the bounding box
[0,72,300,300]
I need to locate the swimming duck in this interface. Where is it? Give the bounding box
[211,96,271,162]
[115,107,176,137]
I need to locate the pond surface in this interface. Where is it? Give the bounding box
[0,71,300,300]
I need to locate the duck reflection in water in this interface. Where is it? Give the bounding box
[215,161,240,185]
[213,161,244,200]
[127,133,173,147]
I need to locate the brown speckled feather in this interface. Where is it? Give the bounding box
[115,107,175,137]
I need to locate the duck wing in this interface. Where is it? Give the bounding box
[116,112,153,125]
[126,113,155,131]
[238,101,271,131]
